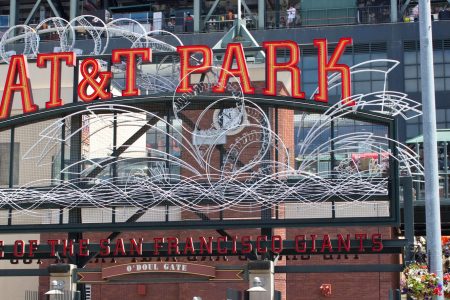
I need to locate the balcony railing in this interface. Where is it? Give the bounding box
[266,6,391,29]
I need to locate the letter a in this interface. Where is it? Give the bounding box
[0,55,38,120]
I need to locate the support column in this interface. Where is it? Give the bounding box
[275,0,280,28]
[70,0,78,21]
[419,0,444,299]
[402,177,415,264]
[258,0,265,29]
[9,0,17,27]
[194,0,200,32]
[390,0,398,22]
[248,261,274,300]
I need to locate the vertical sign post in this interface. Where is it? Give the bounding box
[419,0,443,297]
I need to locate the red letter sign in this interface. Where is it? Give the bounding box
[0,55,38,120]
[111,48,151,97]
[177,45,212,93]
[314,37,353,105]
[36,52,75,109]
[213,43,255,94]
[263,41,305,98]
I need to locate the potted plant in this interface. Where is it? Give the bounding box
[401,263,443,299]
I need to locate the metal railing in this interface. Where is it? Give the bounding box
[266,6,391,29]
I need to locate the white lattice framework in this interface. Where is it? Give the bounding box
[0,17,424,218]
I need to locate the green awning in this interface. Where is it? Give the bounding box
[406,129,450,144]
[110,4,151,13]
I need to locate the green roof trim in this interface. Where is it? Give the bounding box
[109,4,152,13]
[406,129,450,143]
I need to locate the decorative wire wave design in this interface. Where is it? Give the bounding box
[0,16,424,217]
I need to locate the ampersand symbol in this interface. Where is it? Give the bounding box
[78,58,112,102]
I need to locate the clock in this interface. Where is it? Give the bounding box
[213,107,247,135]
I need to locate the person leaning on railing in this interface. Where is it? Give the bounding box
[287,5,296,28]
[226,10,234,29]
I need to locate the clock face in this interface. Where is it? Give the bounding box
[213,107,247,135]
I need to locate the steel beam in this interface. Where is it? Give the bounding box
[46,0,61,18]
[258,0,265,29]
[203,0,221,29]
[194,0,200,32]
[70,0,78,21]
[9,0,17,27]
[402,177,414,264]
[400,0,412,15]
[391,0,398,22]
[275,264,404,273]
[24,0,43,25]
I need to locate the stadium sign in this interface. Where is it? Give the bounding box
[0,39,353,121]
[0,233,384,259]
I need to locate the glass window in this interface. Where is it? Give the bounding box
[405,79,418,92]
[354,53,371,64]
[434,50,444,64]
[372,81,385,92]
[404,52,417,65]
[302,56,317,69]
[437,109,446,122]
[354,81,371,94]
[435,64,444,77]
[303,70,318,83]
[446,78,450,90]
[404,65,418,79]
[406,124,419,139]
[445,50,450,63]
[435,78,445,91]
[353,71,370,81]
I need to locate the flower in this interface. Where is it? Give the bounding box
[401,264,442,298]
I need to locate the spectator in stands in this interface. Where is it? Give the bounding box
[185,12,194,32]
[185,12,193,22]
[226,10,234,29]
[287,5,296,28]
[412,4,419,22]
[167,17,176,32]
[438,6,450,20]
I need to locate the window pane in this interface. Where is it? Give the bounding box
[372,71,385,80]
[435,78,445,91]
[302,56,316,69]
[404,52,417,64]
[372,81,385,92]
[354,53,371,64]
[445,78,450,91]
[437,109,446,122]
[303,70,318,83]
[404,65,418,79]
[354,81,371,94]
[353,71,370,81]
[445,50,450,63]
[405,79,418,92]
[406,124,419,139]
[435,64,444,77]
[445,64,450,76]
[434,50,444,64]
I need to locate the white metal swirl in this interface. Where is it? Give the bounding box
[0,20,425,219]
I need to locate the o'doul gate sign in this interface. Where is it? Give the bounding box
[77,262,243,283]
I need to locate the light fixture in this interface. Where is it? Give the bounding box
[193,297,202,300]
[246,277,267,292]
[45,280,65,295]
